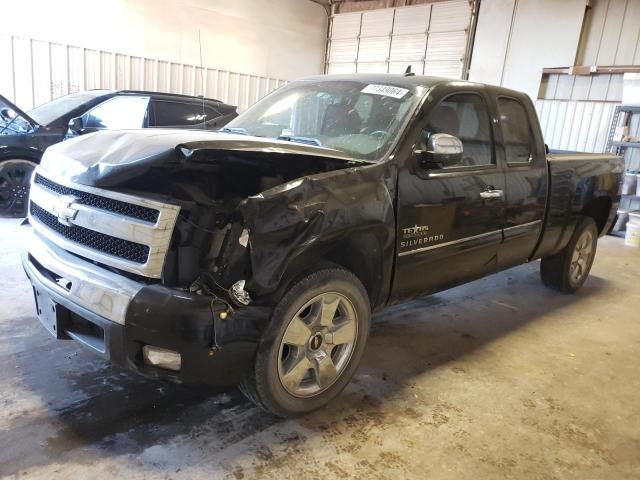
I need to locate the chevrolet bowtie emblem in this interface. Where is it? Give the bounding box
[52,195,79,226]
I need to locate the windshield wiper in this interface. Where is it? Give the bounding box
[277,135,322,147]
[220,126,249,135]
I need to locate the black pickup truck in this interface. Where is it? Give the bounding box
[23,74,623,417]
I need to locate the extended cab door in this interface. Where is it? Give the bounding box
[390,86,506,302]
[494,95,548,269]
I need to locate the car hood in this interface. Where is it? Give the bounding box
[37,129,366,187]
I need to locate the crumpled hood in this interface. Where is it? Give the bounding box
[39,129,361,187]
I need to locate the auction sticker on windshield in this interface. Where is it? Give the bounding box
[361,84,409,99]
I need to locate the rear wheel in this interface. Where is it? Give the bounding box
[239,267,370,417]
[540,217,598,293]
[0,159,37,218]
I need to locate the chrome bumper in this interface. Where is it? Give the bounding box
[23,230,144,325]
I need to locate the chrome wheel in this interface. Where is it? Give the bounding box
[569,229,594,285]
[277,292,358,398]
[0,159,36,218]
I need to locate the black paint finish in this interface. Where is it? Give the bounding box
[24,74,624,386]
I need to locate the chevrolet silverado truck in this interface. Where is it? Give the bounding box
[22,74,623,417]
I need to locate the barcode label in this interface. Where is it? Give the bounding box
[361,84,409,99]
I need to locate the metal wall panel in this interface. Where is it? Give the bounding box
[425,31,467,78]
[390,34,428,62]
[327,62,357,74]
[0,34,285,112]
[539,73,624,102]
[389,61,424,74]
[577,0,640,66]
[331,12,362,39]
[536,99,617,153]
[392,5,431,35]
[360,9,394,37]
[429,0,471,32]
[328,38,359,63]
[358,36,391,62]
[327,0,471,78]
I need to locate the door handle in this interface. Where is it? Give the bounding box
[480,188,504,199]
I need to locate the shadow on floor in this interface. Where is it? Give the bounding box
[0,265,612,475]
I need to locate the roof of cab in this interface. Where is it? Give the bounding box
[83,89,227,105]
[298,73,530,99]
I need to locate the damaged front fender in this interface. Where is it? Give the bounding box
[240,162,396,308]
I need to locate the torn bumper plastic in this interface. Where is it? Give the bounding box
[23,234,269,386]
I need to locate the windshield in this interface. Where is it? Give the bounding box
[28,91,107,126]
[224,80,420,161]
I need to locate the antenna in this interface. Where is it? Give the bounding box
[404,65,415,77]
[198,30,206,124]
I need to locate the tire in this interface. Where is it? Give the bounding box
[239,267,371,417]
[540,217,598,293]
[0,159,37,218]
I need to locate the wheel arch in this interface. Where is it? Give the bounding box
[0,148,42,164]
[580,195,613,235]
[270,229,391,311]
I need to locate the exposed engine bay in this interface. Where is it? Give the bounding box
[35,128,393,311]
[114,148,357,305]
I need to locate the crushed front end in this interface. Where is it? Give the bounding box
[22,129,361,385]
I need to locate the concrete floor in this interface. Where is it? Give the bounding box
[1,217,639,480]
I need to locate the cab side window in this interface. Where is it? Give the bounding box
[422,93,494,168]
[497,97,533,164]
[151,100,220,127]
[84,96,150,130]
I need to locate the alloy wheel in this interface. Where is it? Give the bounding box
[277,292,358,398]
[0,160,35,218]
[569,229,594,285]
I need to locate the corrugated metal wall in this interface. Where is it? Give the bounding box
[535,0,640,153]
[577,0,640,66]
[535,99,617,153]
[0,35,287,113]
[326,0,472,79]
[536,72,622,153]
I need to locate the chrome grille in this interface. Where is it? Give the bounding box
[34,174,159,223]
[28,169,180,278]
[30,203,150,264]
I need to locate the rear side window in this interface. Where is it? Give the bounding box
[84,96,149,130]
[422,93,494,168]
[151,100,221,127]
[497,97,533,164]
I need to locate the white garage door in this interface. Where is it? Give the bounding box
[327,0,473,79]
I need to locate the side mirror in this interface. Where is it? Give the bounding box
[544,143,550,154]
[414,133,463,170]
[69,116,84,134]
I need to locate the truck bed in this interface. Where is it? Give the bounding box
[534,152,624,260]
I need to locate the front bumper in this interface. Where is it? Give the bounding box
[23,233,268,385]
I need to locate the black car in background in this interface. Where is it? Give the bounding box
[0,90,237,217]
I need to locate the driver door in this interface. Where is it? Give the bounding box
[390,88,506,302]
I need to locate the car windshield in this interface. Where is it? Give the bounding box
[28,91,106,126]
[224,79,420,161]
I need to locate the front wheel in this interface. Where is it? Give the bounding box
[540,217,598,293]
[240,267,371,417]
[0,159,37,218]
